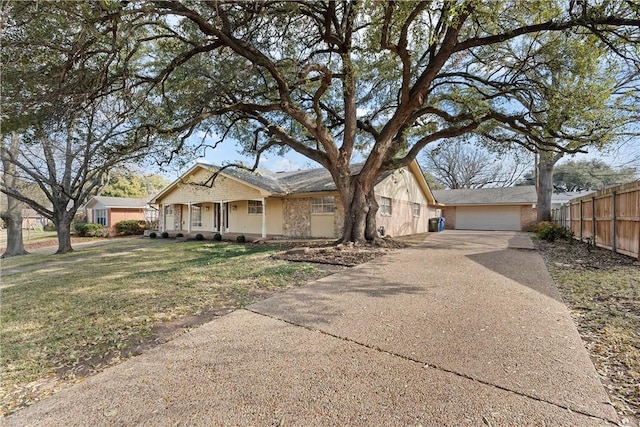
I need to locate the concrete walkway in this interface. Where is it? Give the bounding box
[3,231,617,426]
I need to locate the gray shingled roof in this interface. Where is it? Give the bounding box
[219,166,287,194]
[551,190,594,204]
[432,186,537,205]
[211,163,393,195]
[91,196,151,208]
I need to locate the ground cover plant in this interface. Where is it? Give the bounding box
[535,238,640,423]
[0,239,326,415]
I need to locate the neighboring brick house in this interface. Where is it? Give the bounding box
[151,160,439,239]
[21,208,47,230]
[83,196,157,229]
[432,186,537,231]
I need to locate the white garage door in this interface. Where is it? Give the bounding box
[455,206,522,231]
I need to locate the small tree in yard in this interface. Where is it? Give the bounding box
[0,101,151,253]
[0,2,155,254]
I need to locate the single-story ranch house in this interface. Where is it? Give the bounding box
[151,160,439,239]
[432,186,537,231]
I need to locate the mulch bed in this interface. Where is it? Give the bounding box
[272,239,408,267]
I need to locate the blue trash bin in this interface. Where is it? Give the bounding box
[438,217,445,231]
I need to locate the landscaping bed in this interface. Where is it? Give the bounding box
[273,237,410,267]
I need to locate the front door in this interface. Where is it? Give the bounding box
[174,205,182,230]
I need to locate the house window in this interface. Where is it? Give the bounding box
[412,203,420,217]
[248,200,263,215]
[95,209,107,226]
[380,197,392,215]
[311,196,335,214]
[191,204,202,227]
[164,205,174,215]
[146,208,158,223]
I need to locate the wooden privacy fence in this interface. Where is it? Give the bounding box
[551,181,640,259]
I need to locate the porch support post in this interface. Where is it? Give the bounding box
[161,203,165,232]
[187,203,192,234]
[212,202,216,232]
[261,198,267,238]
[221,201,226,234]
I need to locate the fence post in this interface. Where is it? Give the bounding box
[580,199,584,241]
[611,191,617,254]
[592,196,596,244]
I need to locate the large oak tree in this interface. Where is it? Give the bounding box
[119,0,639,242]
[470,30,638,220]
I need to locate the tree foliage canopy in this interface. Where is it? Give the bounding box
[100,172,171,198]
[2,0,640,243]
[553,159,637,191]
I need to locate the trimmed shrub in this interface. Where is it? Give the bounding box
[534,221,571,242]
[195,233,205,241]
[115,220,147,236]
[213,233,222,241]
[161,231,169,239]
[236,234,246,243]
[149,232,157,239]
[176,232,184,238]
[74,222,87,235]
[75,223,105,237]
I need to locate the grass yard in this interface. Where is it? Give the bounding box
[0,238,327,415]
[0,229,58,248]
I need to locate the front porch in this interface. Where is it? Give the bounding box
[159,198,280,239]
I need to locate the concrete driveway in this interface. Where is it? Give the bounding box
[3,231,617,426]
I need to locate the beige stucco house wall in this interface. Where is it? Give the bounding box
[374,164,437,237]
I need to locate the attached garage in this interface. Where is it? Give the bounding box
[455,205,521,231]
[433,186,538,231]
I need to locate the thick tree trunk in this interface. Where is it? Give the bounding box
[339,176,379,243]
[1,133,28,258]
[55,215,74,254]
[365,187,379,241]
[536,153,555,222]
[1,209,28,258]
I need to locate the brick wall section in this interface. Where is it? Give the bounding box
[108,208,145,228]
[520,205,537,231]
[282,198,311,237]
[441,207,456,230]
